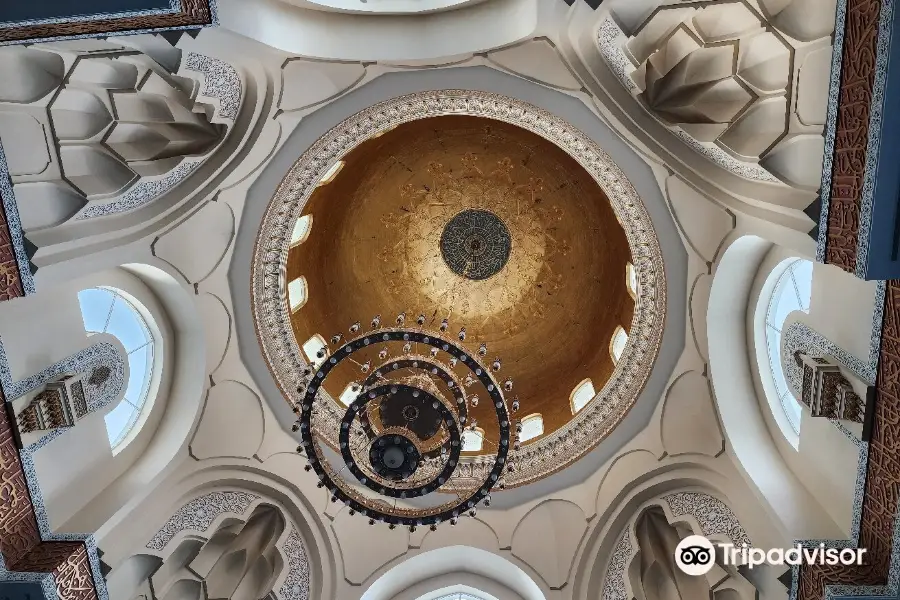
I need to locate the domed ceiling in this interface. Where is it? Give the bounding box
[251,90,667,489]
[285,116,634,450]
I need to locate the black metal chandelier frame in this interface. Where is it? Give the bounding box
[296,327,511,527]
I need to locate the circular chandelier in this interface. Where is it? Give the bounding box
[292,311,520,531]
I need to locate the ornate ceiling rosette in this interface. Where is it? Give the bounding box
[251,90,666,489]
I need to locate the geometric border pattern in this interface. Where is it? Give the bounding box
[143,491,311,600]
[278,527,311,600]
[0,0,217,45]
[815,0,893,277]
[145,491,258,551]
[74,53,241,221]
[250,89,668,490]
[601,491,750,600]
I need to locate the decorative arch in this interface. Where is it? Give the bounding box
[111,489,310,600]
[707,234,834,540]
[61,261,207,536]
[77,286,158,451]
[754,257,813,444]
[361,546,546,600]
[599,491,755,600]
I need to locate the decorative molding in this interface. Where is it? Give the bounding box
[145,491,259,551]
[76,161,203,221]
[601,533,632,600]
[278,527,311,600]
[185,53,242,121]
[1,1,179,29]
[601,492,749,600]
[74,52,241,221]
[663,492,751,546]
[250,89,667,489]
[0,0,217,45]
[0,142,34,299]
[595,17,783,184]
[781,322,876,394]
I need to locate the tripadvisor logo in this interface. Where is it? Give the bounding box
[674,535,867,576]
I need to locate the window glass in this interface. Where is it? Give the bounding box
[462,428,484,452]
[288,277,308,312]
[519,414,544,443]
[571,379,595,414]
[77,287,155,448]
[303,335,328,367]
[763,259,814,432]
[610,326,628,364]
[626,262,638,298]
[290,215,313,246]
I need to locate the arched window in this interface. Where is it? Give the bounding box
[519,414,544,443]
[610,326,628,364]
[290,215,313,247]
[317,160,345,186]
[302,334,328,367]
[760,258,813,436]
[570,378,595,414]
[77,287,156,450]
[626,262,638,299]
[288,276,308,312]
[462,427,485,452]
[339,382,361,406]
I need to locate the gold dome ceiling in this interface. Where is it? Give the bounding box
[286,116,634,451]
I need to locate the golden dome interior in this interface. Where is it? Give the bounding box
[286,116,634,454]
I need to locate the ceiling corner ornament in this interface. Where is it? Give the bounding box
[74,52,241,221]
[601,491,750,600]
[597,3,832,189]
[145,491,259,551]
[251,90,666,490]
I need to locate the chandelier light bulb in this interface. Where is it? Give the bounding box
[430,347,439,357]
[371,314,381,329]
[403,342,412,353]
[349,321,361,333]
[440,318,449,332]
[361,360,371,373]
[331,333,343,345]
[450,357,458,367]
[492,358,502,371]
[316,348,326,359]
[478,343,487,357]
[378,347,389,359]
[458,327,466,340]
[511,398,519,412]
[416,314,426,326]
[470,396,479,407]
[291,423,300,432]
[396,312,406,325]
[504,378,513,391]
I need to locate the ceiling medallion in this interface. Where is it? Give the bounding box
[252,90,667,489]
[293,316,517,528]
[440,209,512,280]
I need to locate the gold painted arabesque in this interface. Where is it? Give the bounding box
[251,91,666,490]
